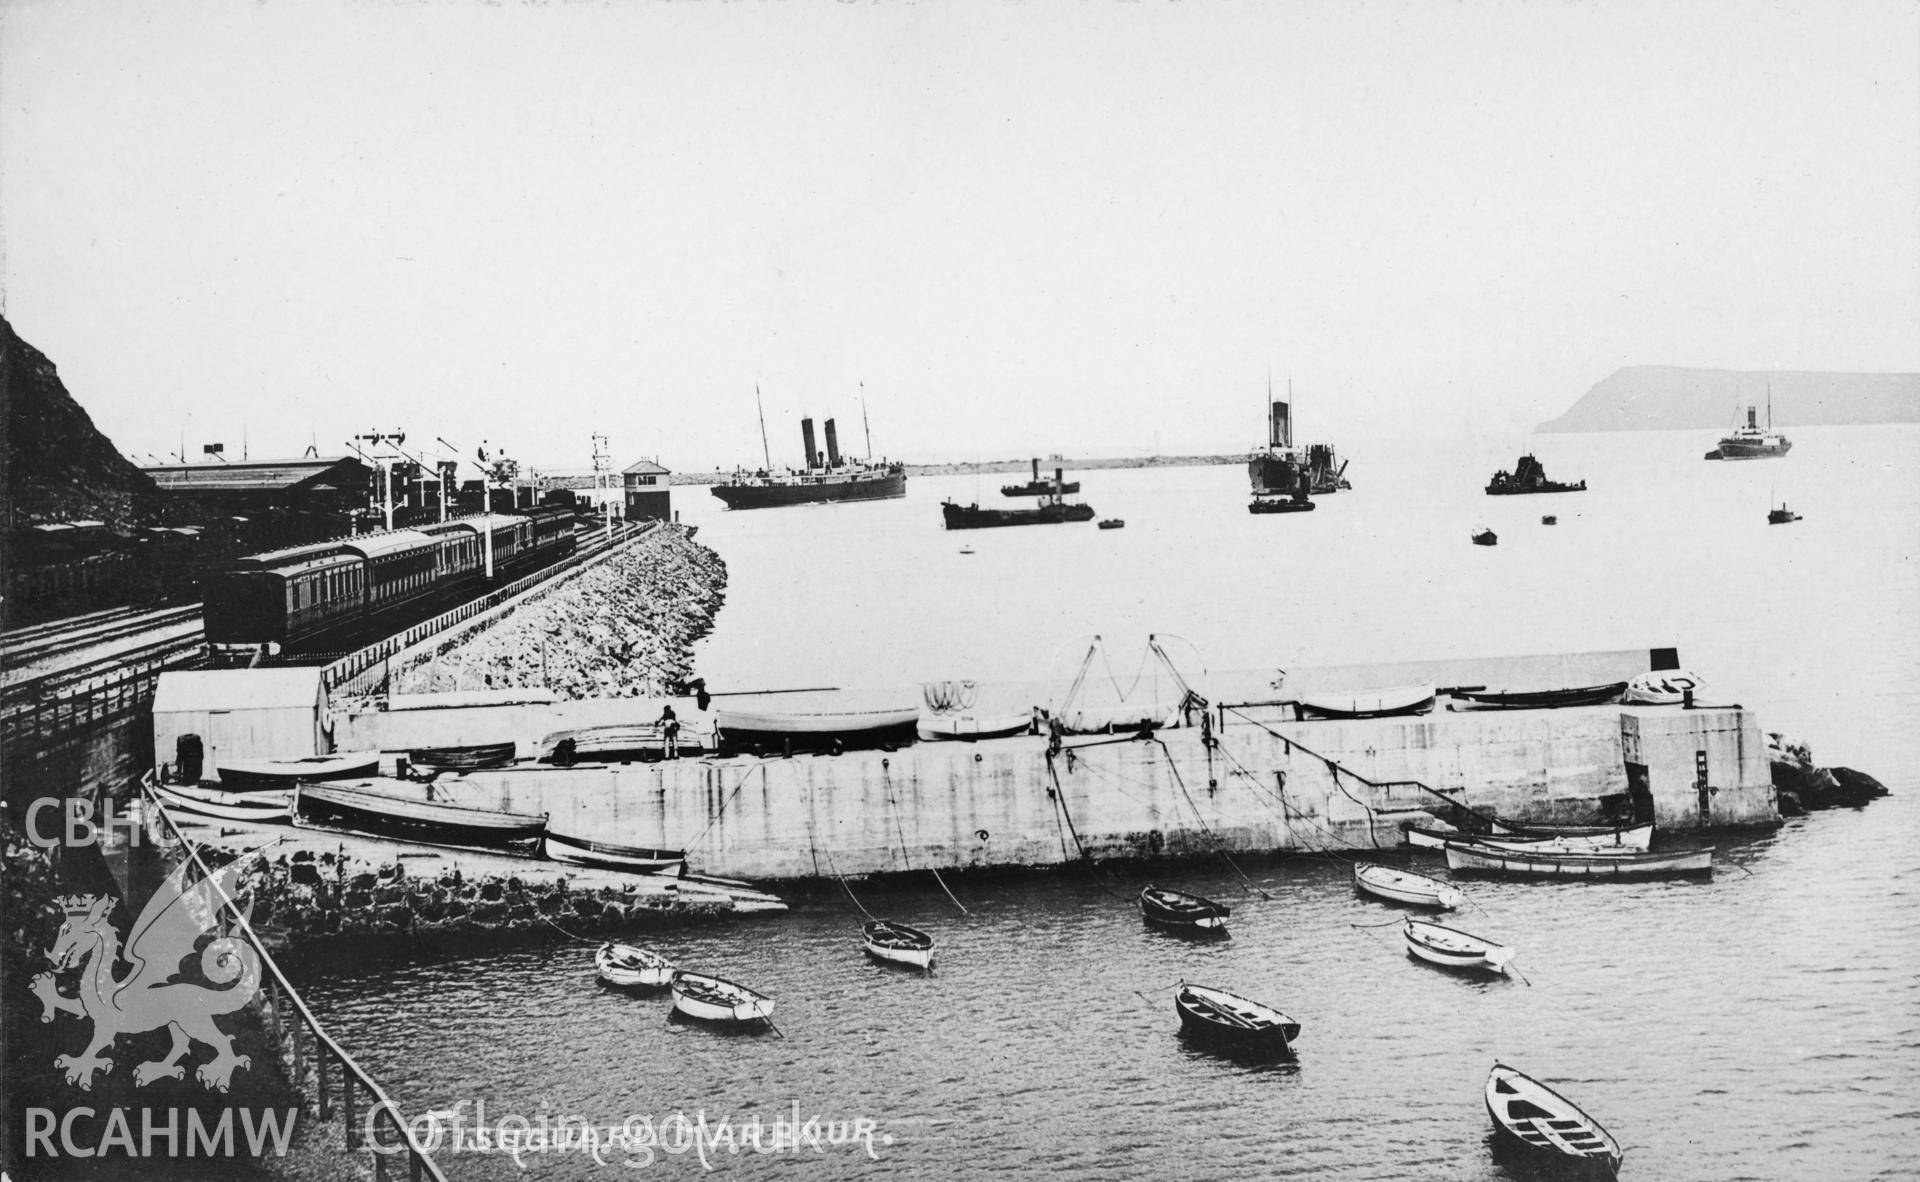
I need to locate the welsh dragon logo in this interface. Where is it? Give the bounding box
[30,858,262,1092]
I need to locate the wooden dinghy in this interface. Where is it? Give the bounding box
[407,741,516,770]
[1174,984,1300,1053]
[862,920,935,969]
[1487,817,1655,849]
[293,782,547,846]
[1295,684,1435,721]
[543,831,687,876]
[715,705,918,735]
[152,781,293,823]
[1450,681,1628,710]
[1403,918,1515,975]
[916,711,1033,742]
[1485,1063,1622,1175]
[1406,820,1653,852]
[217,752,380,789]
[1446,841,1711,879]
[1354,863,1464,909]
[670,971,776,1025]
[595,942,675,989]
[1139,885,1231,931]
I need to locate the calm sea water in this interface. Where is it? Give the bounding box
[299,425,1920,1180]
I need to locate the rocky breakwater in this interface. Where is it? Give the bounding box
[1768,732,1891,814]
[394,525,726,698]
[211,845,738,957]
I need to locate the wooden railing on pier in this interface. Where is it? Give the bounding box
[0,633,204,751]
[322,520,659,697]
[137,774,451,1181]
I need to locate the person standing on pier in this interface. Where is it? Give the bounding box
[659,703,681,759]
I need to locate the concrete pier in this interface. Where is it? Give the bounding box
[382,703,1773,881]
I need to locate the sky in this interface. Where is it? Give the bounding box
[3,0,1917,475]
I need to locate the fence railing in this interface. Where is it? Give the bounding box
[137,773,451,1181]
[1,634,204,751]
[322,520,660,698]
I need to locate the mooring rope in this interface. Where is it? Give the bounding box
[1145,737,1274,901]
[881,765,971,916]
[819,846,878,922]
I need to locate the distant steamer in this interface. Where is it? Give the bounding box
[712,395,906,510]
[1705,393,1792,461]
[1248,385,1347,513]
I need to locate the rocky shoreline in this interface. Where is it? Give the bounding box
[391,525,726,699]
[214,845,741,959]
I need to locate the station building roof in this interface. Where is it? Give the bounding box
[621,459,671,476]
[142,456,371,494]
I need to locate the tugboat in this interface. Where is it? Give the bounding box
[943,470,1096,528]
[711,390,907,508]
[1705,391,1792,460]
[1001,458,1079,497]
[1247,380,1349,506]
[1767,501,1802,525]
[1486,453,1586,495]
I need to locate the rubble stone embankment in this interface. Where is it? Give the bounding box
[393,525,725,698]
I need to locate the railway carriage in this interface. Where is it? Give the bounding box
[202,508,582,654]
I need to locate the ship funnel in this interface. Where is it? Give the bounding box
[1747,406,1757,429]
[1031,458,1040,482]
[824,419,841,467]
[801,418,819,469]
[1269,401,1292,449]
[1055,466,1065,490]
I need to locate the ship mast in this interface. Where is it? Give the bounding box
[755,385,772,470]
[861,383,873,459]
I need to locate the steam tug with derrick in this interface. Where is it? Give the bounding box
[1248,384,1348,514]
[711,392,907,509]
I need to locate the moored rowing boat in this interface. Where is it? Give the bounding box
[1407,820,1653,852]
[1485,1063,1622,1175]
[1139,885,1231,931]
[1446,841,1711,879]
[670,971,776,1025]
[1403,918,1515,975]
[862,920,935,969]
[1354,863,1464,909]
[1174,984,1300,1053]
[595,942,675,989]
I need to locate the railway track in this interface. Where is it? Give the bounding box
[1,603,205,673]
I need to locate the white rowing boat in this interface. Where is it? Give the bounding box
[595,942,675,989]
[670,971,776,1025]
[1353,863,1463,909]
[1403,918,1515,975]
[152,781,293,823]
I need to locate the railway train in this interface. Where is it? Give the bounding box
[202,506,577,653]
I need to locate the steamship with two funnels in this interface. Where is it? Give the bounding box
[711,412,906,510]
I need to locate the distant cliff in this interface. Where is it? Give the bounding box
[2,315,159,531]
[1537,367,1920,433]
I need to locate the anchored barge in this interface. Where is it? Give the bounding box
[1486,453,1586,495]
